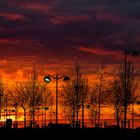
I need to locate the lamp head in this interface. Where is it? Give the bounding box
[44,107,49,110]
[87,105,90,109]
[63,76,70,82]
[44,76,51,83]
[137,101,140,105]
[131,51,139,57]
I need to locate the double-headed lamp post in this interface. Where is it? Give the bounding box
[44,74,70,127]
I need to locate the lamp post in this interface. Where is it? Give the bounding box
[44,74,70,127]
[124,48,139,129]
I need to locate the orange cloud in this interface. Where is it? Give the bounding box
[0,60,8,64]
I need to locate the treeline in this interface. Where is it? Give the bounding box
[61,61,138,128]
[0,60,139,128]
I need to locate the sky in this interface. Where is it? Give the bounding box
[0,0,140,124]
[0,0,140,83]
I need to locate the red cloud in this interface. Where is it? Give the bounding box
[96,12,128,24]
[51,15,90,24]
[18,2,50,12]
[0,13,25,21]
[87,5,128,24]
[79,46,122,57]
[0,38,19,44]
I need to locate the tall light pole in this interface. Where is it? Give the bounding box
[44,74,70,127]
[124,48,139,129]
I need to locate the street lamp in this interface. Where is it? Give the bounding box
[124,48,139,129]
[44,74,70,127]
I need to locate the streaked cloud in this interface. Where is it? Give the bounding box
[79,46,122,57]
[0,13,26,21]
[17,2,51,12]
[0,0,139,82]
[50,15,90,24]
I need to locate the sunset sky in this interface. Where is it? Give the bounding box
[1,1,140,127]
[0,0,140,83]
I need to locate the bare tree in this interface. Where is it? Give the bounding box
[48,96,55,123]
[11,68,52,128]
[26,68,45,127]
[87,87,98,127]
[40,84,53,127]
[0,76,4,123]
[119,61,138,128]
[0,77,12,126]
[93,64,108,126]
[0,77,11,125]
[108,80,123,127]
[11,82,31,128]
[61,63,89,127]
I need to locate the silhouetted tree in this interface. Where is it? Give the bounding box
[26,68,50,127]
[26,68,44,127]
[48,96,55,123]
[40,85,53,127]
[11,68,52,128]
[108,80,123,127]
[11,82,31,128]
[61,63,89,127]
[0,76,4,122]
[0,78,11,123]
[87,86,98,127]
[119,61,138,127]
[0,77,11,123]
[93,64,108,125]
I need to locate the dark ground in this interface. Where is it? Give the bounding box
[1,128,140,140]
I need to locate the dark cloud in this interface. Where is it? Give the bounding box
[0,0,140,80]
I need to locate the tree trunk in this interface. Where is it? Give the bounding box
[116,108,120,127]
[72,109,75,127]
[97,98,101,125]
[24,109,26,128]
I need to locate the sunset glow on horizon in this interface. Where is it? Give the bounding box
[0,0,140,129]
